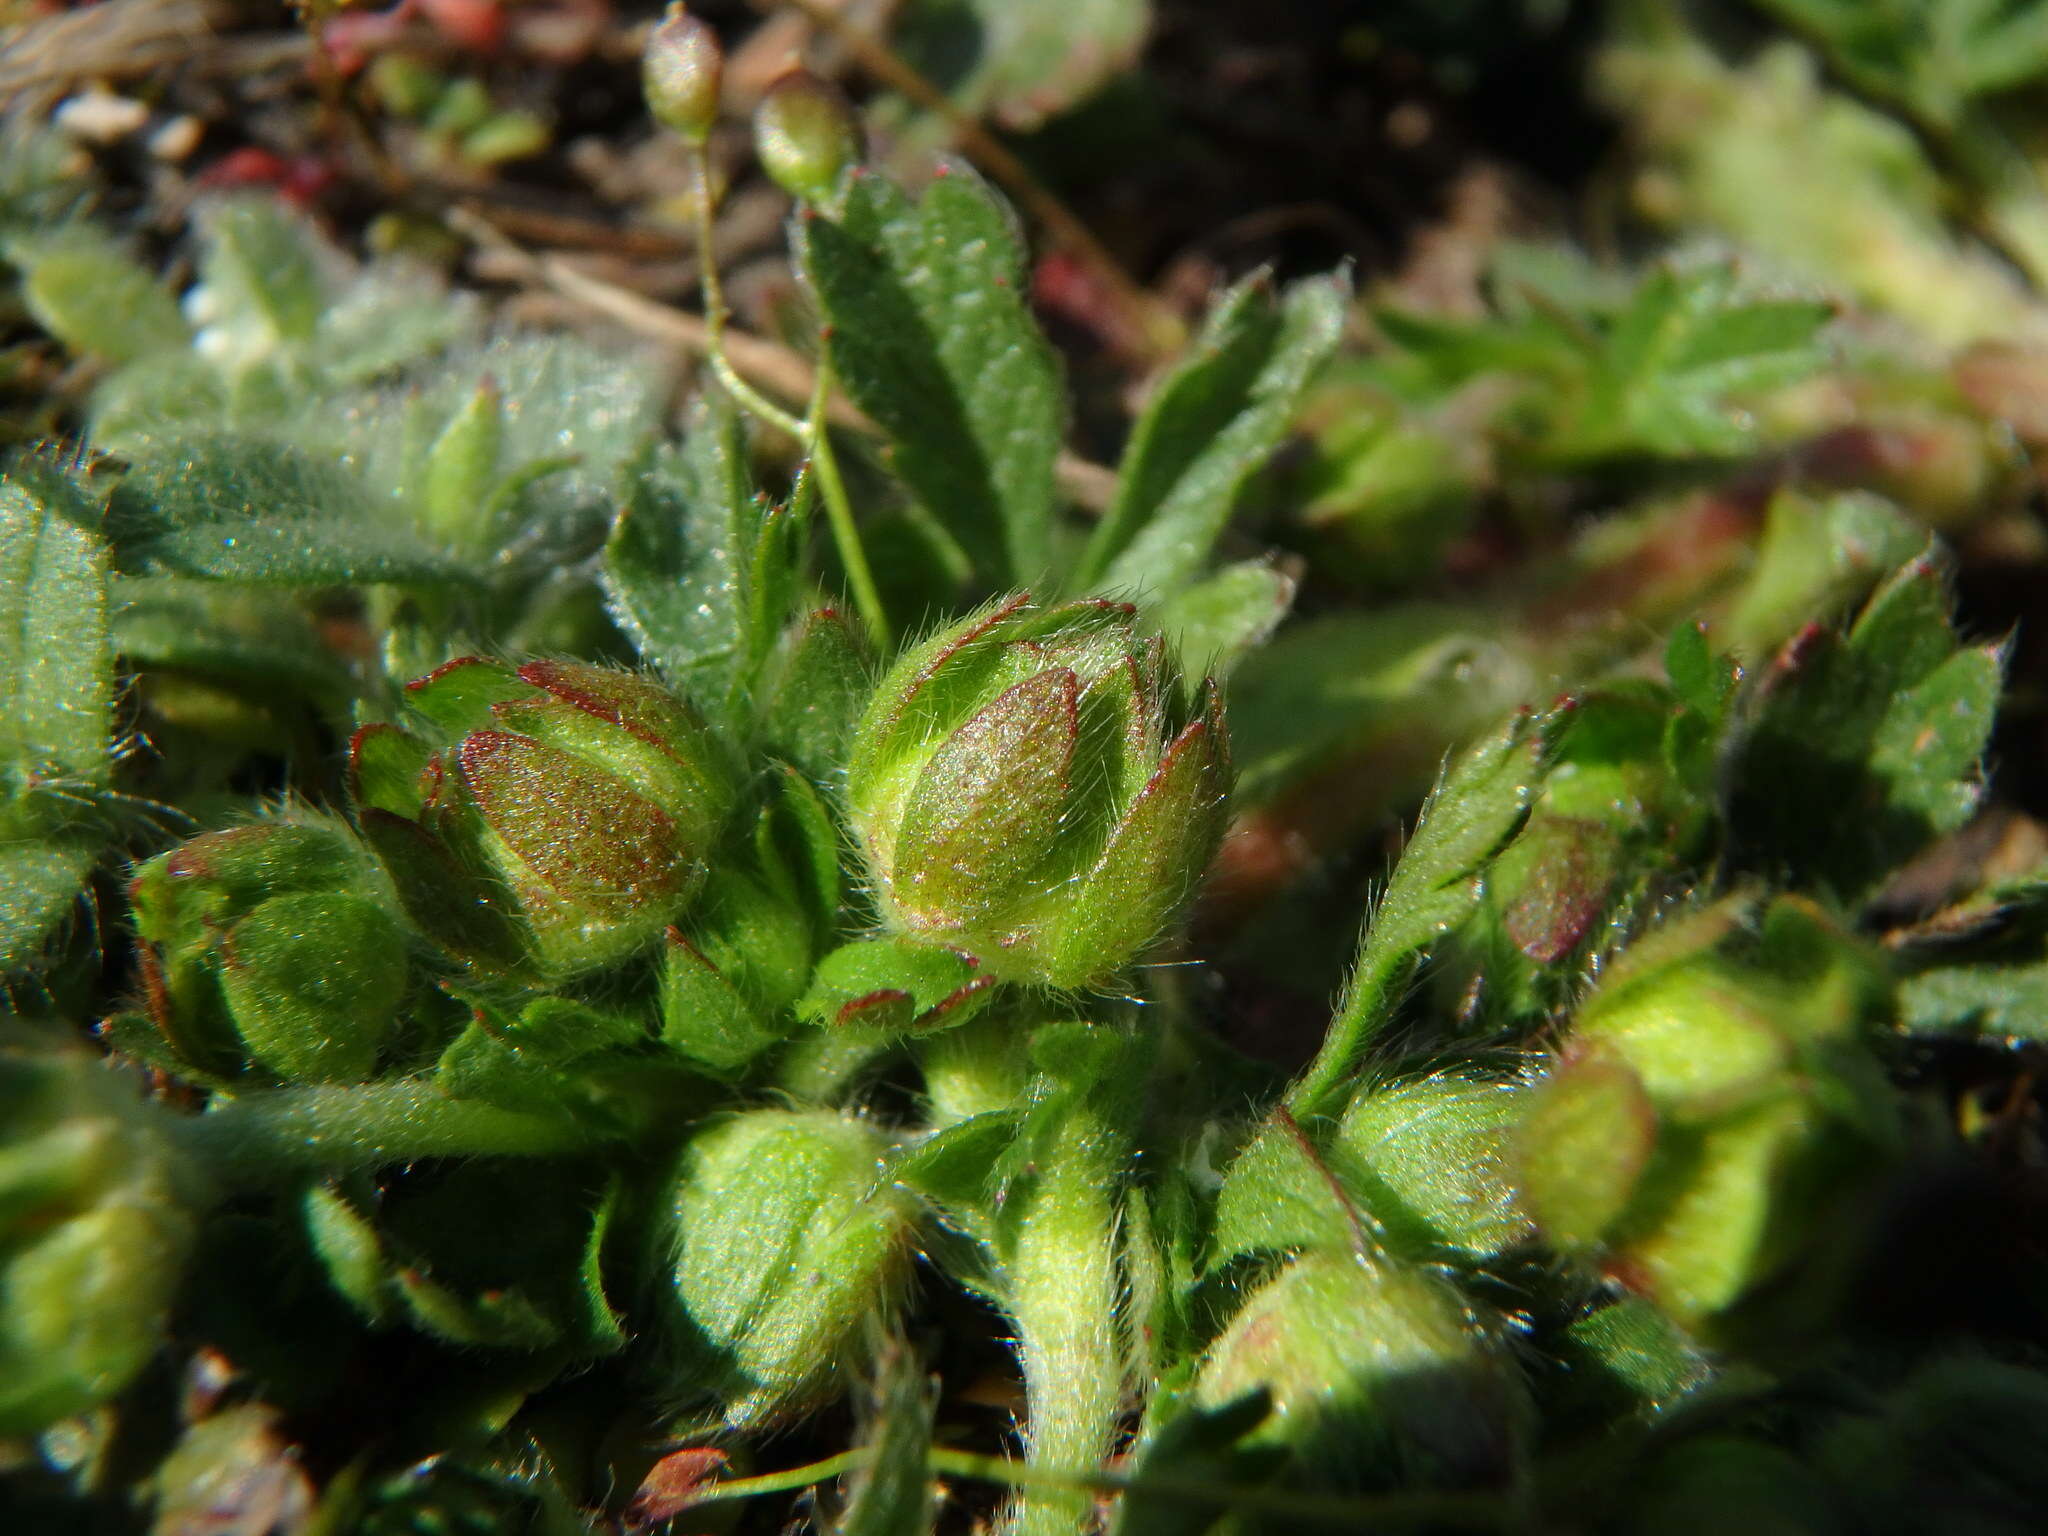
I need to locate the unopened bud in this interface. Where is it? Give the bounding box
[1515,895,1897,1333]
[846,594,1230,991]
[657,1109,918,1427]
[130,817,408,1082]
[644,5,723,146]
[753,70,861,204]
[353,657,736,979]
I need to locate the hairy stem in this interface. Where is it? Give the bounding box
[170,1079,629,1188]
[807,357,891,653]
[1003,1104,1126,1536]
[689,144,810,440]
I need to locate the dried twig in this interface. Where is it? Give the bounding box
[0,0,227,107]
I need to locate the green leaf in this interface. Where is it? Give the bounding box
[0,830,101,976]
[105,437,474,586]
[891,1109,1021,1250]
[196,196,328,348]
[602,393,762,717]
[436,994,655,1130]
[1210,1114,1360,1270]
[1899,959,2048,1043]
[1150,561,1295,680]
[799,165,1062,585]
[1333,1075,1532,1260]
[1571,264,1831,459]
[1560,1297,1709,1407]
[1722,489,1925,660]
[1664,620,1735,722]
[893,0,1151,131]
[1286,711,1549,1117]
[1724,548,2004,900]
[1377,261,1831,466]
[1083,271,1344,594]
[0,473,111,785]
[797,937,993,1034]
[111,577,356,712]
[0,470,113,973]
[756,608,872,783]
[312,260,482,386]
[660,925,789,1076]
[9,229,188,364]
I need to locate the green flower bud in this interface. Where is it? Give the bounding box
[1334,1075,1533,1260]
[643,4,723,147]
[0,1049,199,1435]
[656,1109,918,1427]
[846,594,1231,991]
[130,817,407,1082]
[353,657,735,979]
[1193,1249,1525,1488]
[1515,894,1896,1333]
[753,70,861,205]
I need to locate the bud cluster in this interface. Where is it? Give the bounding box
[1515,895,1897,1332]
[846,594,1230,992]
[351,657,735,979]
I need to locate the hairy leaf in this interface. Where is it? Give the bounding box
[106,437,473,586]
[1725,548,2003,899]
[1286,710,1549,1117]
[1085,271,1343,594]
[10,229,188,364]
[800,165,1062,586]
[0,473,111,785]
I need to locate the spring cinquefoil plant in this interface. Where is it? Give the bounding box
[2,3,2046,1533]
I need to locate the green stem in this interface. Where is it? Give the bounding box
[806,356,891,653]
[688,1448,871,1504]
[687,143,888,652]
[1284,939,1415,1122]
[683,1442,1509,1528]
[689,145,809,440]
[1003,1102,1126,1536]
[170,1079,625,1189]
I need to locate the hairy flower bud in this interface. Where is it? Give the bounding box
[1194,1249,1525,1488]
[1515,894,1896,1334]
[643,4,723,146]
[846,594,1230,990]
[130,817,407,1083]
[753,70,861,205]
[0,1049,199,1435]
[353,657,735,979]
[656,1109,918,1427]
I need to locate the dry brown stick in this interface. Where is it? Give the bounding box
[0,0,226,105]
[448,205,1119,511]
[754,0,1184,363]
